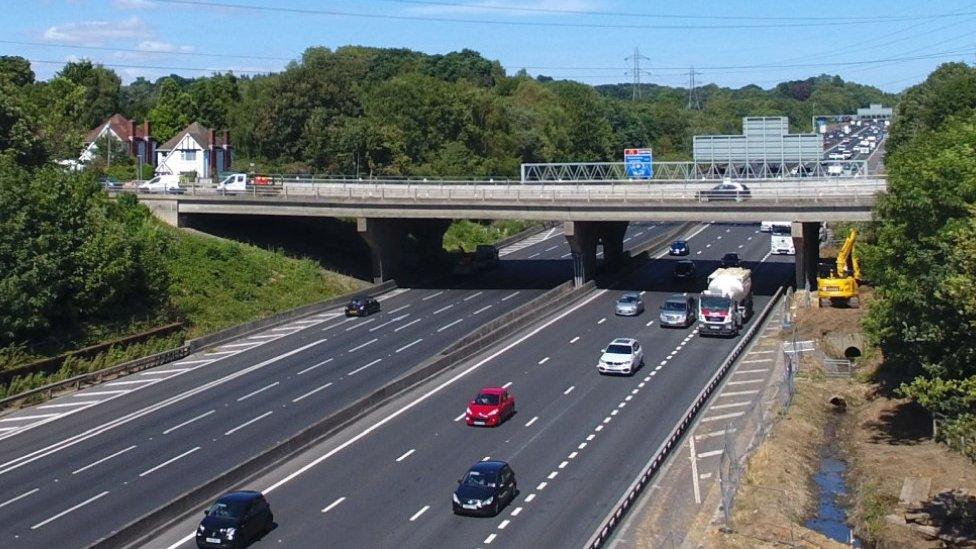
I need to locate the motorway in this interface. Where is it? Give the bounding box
[153,222,794,549]
[0,222,671,548]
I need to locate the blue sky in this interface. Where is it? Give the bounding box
[6,0,976,91]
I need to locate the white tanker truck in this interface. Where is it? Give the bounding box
[698,267,753,337]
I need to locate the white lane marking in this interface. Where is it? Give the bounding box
[292,383,334,403]
[536,482,547,490]
[139,447,200,477]
[595,425,603,432]
[173,359,216,365]
[433,304,454,315]
[502,381,513,389]
[720,390,760,397]
[437,319,463,333]
[482,456,491,461]
[559,461,569,470]
[547,471,558,480]
[321,497,346,513]
[501,291,520,301]
[561,252,572,258]
[218,342,260,349]
[625,395,634,402]
[72,445,138,474]
[394,318,423,332]
[695,429,731,440]
[246,335,278,340]
[544,245,559,252]
[396,339,424,353]
[387,304,410,315]
[224,412,273,436]
[634,231,644,237]
[454,413,465,422]
[237,382,279,402]
[537,357,550,365]
[696,251,702,255]
[348,338,379,353]
[0,488,39,510]
[474,304,493,315]
[597,318,606,325]
[31,490,110,529]
[738,244,744,249]
[528,252,541,258]
[568,451,578,459]
[37,401,100,409]
[698,450,724,458]
[0,414,60,422]
[347,358,382,376]
[204,350,239,356]
[463,292,483,302]
[409,505,430,522]
[525,416,539,427]
[298,358,333,375]
[701,411,746,423]
[624,237,633,242]
[422,291,444,301]
[395,449,416,462]
[139,368,190,375]
[524,494,536,503]
[570,336,580,343]
[484,533,497,544]
[345,318,376,331]
[735,368,770,374]
[74,390,129,397]
[564,386,575,395]
[726,379,764,385]
[710,401,752,410]
[498,519,511,529]
[706,244,711,248]
[271,327,299,332]
[163,410,215,435]
[749,350,776,355]
[638,382,645,388]
[646,320,655,326]
[369,314,410,332]
[717,236,722,240]
[251,289,608,501]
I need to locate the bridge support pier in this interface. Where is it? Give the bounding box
[563,221,629,286]
[792,221,821,291]
[357,218,451,283]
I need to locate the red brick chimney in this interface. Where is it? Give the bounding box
[209,128,217,177]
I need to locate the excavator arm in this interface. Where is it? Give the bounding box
[835,228,858,278]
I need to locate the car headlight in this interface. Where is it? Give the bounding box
[486,409,499,416]
[482,496,494,505]
[198,524,205,534]
[465,407,473,415]
[453,493,460,504]
[221,527,236,540]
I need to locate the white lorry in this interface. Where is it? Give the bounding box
[699,267,753,337]
[770,223,795,255]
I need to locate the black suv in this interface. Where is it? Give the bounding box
[196,491,273,549]
[345,295,380,317]
[673,259,696,281]
[720,253,741,268]
[453,460,517,517]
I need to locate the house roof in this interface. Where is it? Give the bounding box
[156,122,228,151]
[84,114,150,144]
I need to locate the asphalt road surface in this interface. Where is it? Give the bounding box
[152,222,794,549]
[0,222,672,548]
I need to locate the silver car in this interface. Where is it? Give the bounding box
[659,295,696,328]
[614,293,644,316]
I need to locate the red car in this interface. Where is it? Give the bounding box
[465,387,515,427]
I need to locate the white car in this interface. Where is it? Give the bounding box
[597,338,644,376]
[138,174,182,194]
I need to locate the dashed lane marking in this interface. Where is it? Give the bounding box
[321,497,346,513]
[396,449,416,462]
[347,359,382,376]
[298,358,333,375]
[437,319,463,333]
[292,383,334,403]
[409,505,430,522]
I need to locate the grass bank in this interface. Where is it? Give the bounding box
[443,219,535,252]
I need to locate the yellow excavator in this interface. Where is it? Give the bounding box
[817,228,861,308]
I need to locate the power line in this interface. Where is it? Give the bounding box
[367,0,963,23]
[150,0,974,30]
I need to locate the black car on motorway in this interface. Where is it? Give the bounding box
[196,491,273,549]
[669,240,689,256]
[720,252,741,268]
[345,295,380,317]
[673,259,697,281]
[453,460,517,517]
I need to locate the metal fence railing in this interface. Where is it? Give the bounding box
[520,159,873,183]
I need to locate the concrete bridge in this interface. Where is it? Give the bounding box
[138,175,885,289]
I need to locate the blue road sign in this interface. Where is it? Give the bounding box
[624,148,653,179]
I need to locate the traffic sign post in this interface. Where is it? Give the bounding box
[624,148,653,180]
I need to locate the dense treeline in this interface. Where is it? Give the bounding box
[2,47,894,177]
[863,62,976,443]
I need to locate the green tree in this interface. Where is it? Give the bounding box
[148,78,193,143]
[887,63,976,155]
[58,60,122,129]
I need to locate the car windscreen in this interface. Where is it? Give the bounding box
[700,295,732,310]
[605,344,632,355]
[675,263,693,273]
[207,500,248,520]
[618,296,638,304]
[662,301,687,311]
[723,254,738,261]
[474,393,500,405]
[672,241,685,247]
[462,471,497,487]
[771,226,791,235]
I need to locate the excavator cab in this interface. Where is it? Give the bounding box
[817,229,861,308]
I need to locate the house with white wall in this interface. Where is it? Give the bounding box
[154,122,232,180]
[80,114,155,167]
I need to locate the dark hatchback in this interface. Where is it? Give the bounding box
[196,491,273,549]
[345,295,380,317]
[669,240,689,256]
[673,259,697,281]
[720,253,741,268]
[452,460,517,517]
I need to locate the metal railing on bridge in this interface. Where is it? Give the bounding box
[519,159,870,183]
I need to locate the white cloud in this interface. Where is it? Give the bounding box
[406,0,605,16]
[115,0,155,8]
[138,40,175,52]
[42,16,148,46]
